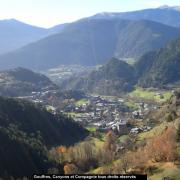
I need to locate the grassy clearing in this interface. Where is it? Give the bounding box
[118,135,129,143]
[46,105,56,111]
[86,127,97,132]
[90,137,104,148]
[124,101,139,110]
[100,95,117,101]
[89,167,104,174]
[129,87,172,102]
[75,99,89,106]
[137,122,170,141]
[162,92,173,101]
[64,112,83,117]
[129,87,155,99]
[148,163,180,180]
[122,58,136,65]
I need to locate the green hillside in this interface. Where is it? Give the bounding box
[0,67,57,96]
[59,37,180,95]
[61,58,136,95]
[136,38,180,87]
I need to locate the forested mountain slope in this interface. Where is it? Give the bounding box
[0,97,88,178]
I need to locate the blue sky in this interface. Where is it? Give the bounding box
[0,0,180,27]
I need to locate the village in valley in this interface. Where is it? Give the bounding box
[11,64,174,152]
[62,94,154,134]
[16,86,170,139]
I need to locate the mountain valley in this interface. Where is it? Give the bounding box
[0,4,180,179]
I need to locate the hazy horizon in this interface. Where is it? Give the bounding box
[0,0,180,28]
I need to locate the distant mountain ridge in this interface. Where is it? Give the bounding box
[0,7,180,70]
[0,19,67,54]
[91,6,180,27]
[0,18,180,70]
[158,5,180,11]
[0,6,180,56]
[0,19,47,54]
